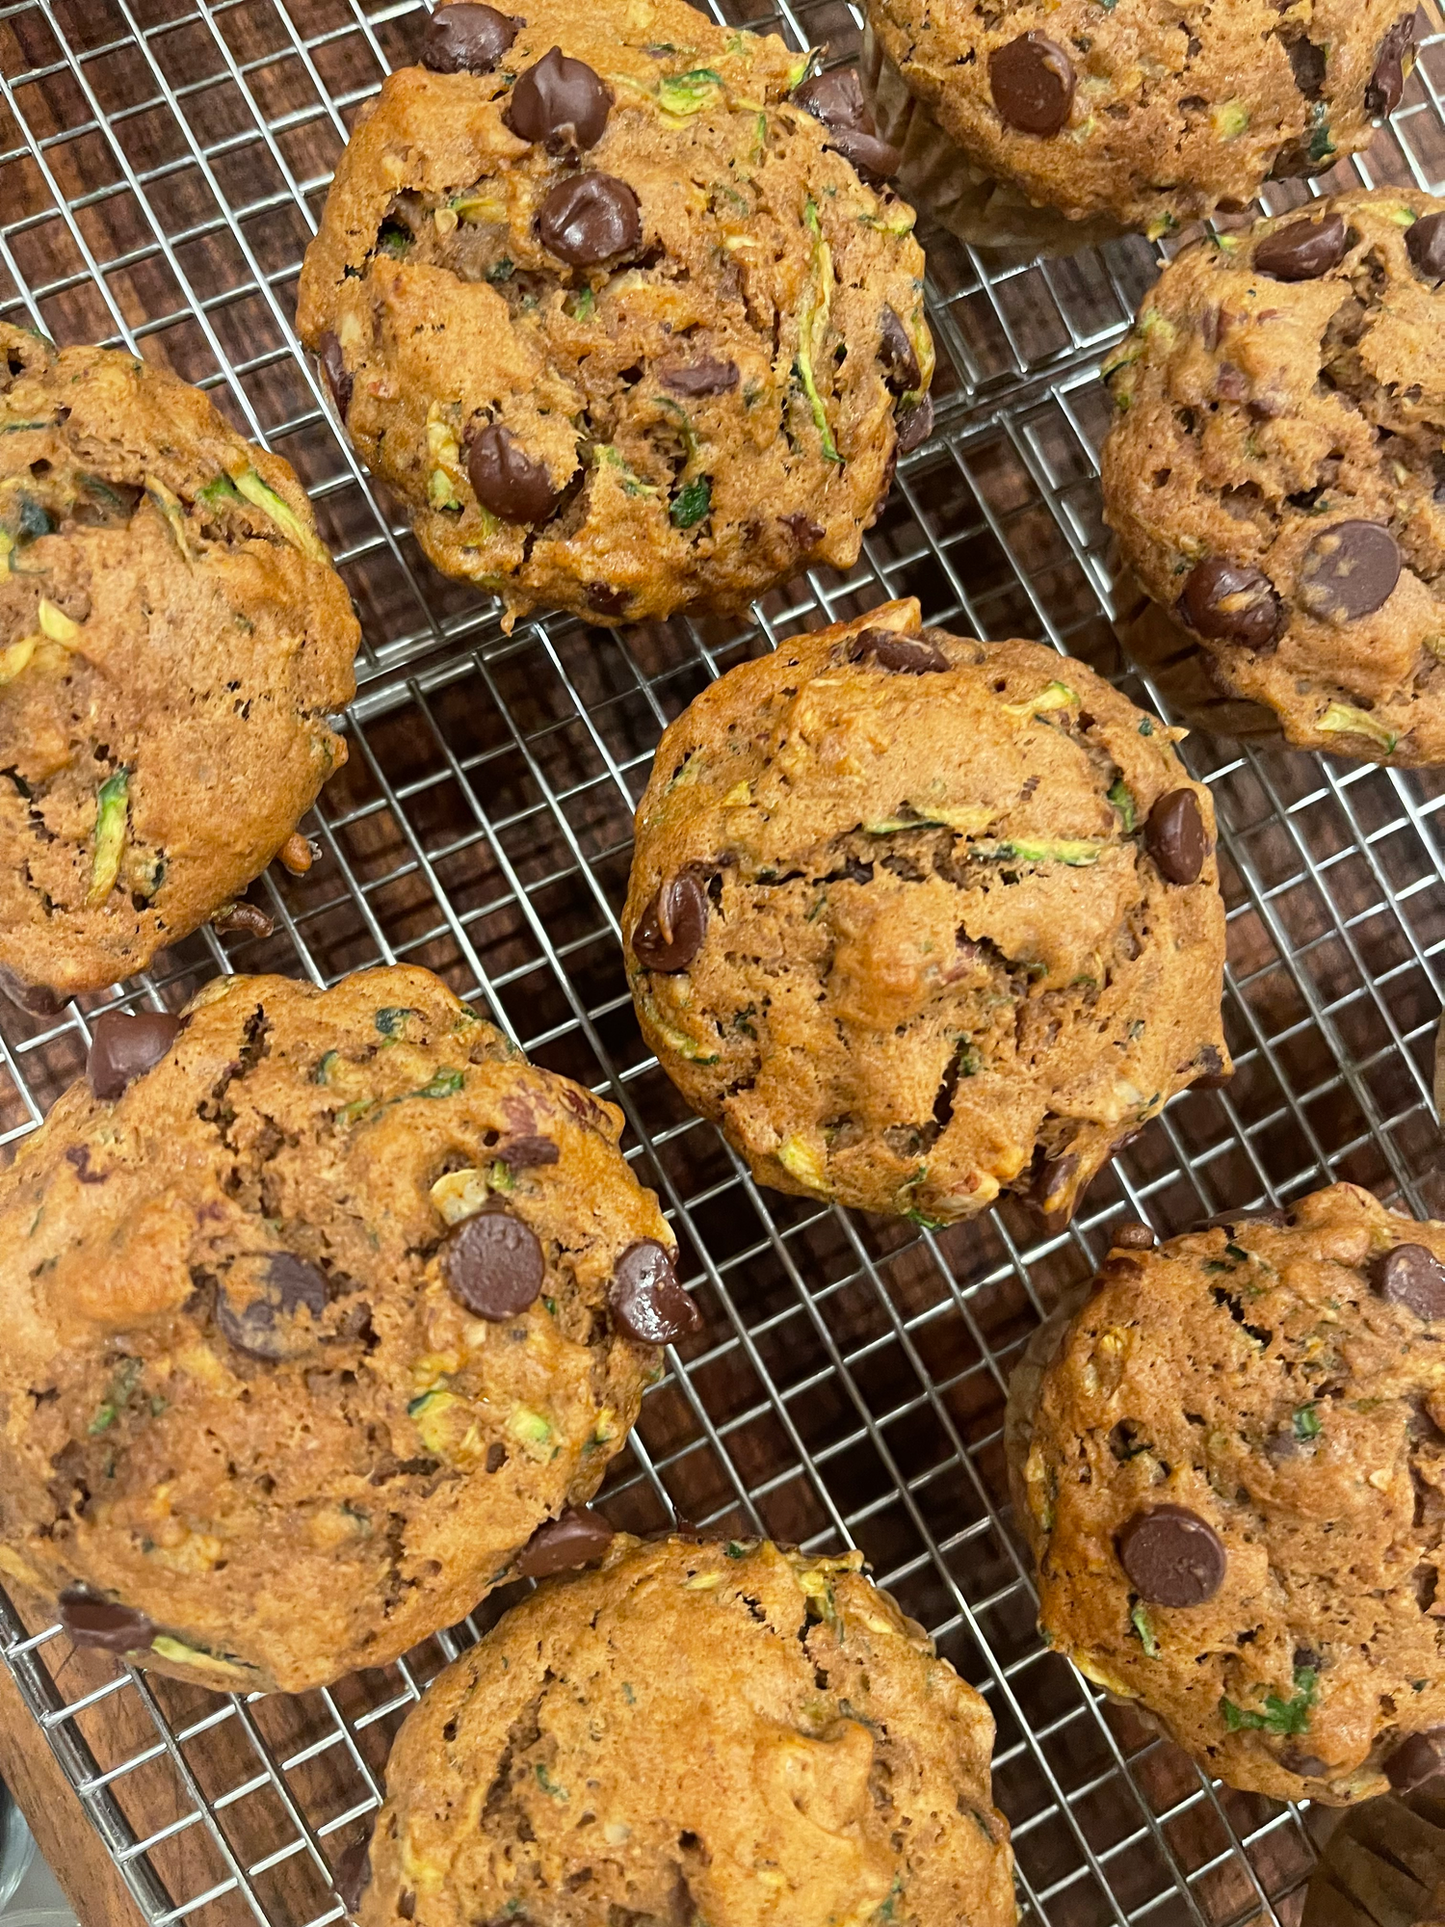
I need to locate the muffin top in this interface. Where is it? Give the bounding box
[296,0,932,629]
[0,966,682,1695]
[0,323,358,1005]
[1102,190,1445,766]
[1011,1183,1445,1805]
[867,0,1415,237]
[357,1533,1015,1927]
[624,600,1228,1226]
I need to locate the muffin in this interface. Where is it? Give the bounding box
[623,598,1229,1227]
[1007,1182,1445,1805]
[0,965,691,1695]
[295,0,933,630]
[0,323,359,1009]
[351,1532,1015,1927]
[1304,1785,1445,1925]
[862,0,1417,254]
[1102,190,1445,765]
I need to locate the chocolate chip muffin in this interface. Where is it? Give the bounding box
[0,324,359,1009]
[0,965,689,1695]
[1304,1784,1445,1926]
[623,599,1229,1228]
[1103,190,1445,766]
[351,1532,1015,1927]
[295,0,932,630]
[1007,1183,1445,1805]
[861,0,1417,252]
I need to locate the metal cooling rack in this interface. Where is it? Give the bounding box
[0,0,1443,1922]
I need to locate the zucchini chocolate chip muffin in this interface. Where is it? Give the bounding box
[0,324,358,1010]
[1103,190,1445,766]
[623,599,1229,1227]
[861,0,1417,254]
[351,1533,1015,1927]
[0,966,690,1695]
[295,0,932,630]
[1008,1183,1445,1805]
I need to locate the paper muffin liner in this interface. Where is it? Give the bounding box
[860,25,1127,260]
[1110,556,1287,747]
[1304,1787,1445,1926]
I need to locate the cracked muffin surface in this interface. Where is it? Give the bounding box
[864,0,1415,247]
[1008,1183,1445,1805]
[623,599,1228,1227]
[357,1533,1015,1927]
[0,966,678,1694]
[0,323,359,1005]
[295,0,932,630]
[1103,190,1445,766]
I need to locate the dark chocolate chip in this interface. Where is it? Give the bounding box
[536,171,640,266]
[1118,1505,1226,1606]
[1100,1254,1145,1283]
[442,1207,545,1320]
[1254,212,1347,280]
[1366,13,1416,115]
[1281,1749,1330,1779]
[1145,788,1208,886]
[989,33,1075,136]
[1112,1221,1157,1250]
[1407,211,1445,281]
[516,1504,615,1577]
[88,1010,182,1102]
[0,964,62,1015]
[1386,1727,1445,1790]
[398,1896,416,1923]
[467,422,560,523]
[878,305,920,394]
[1034,1151,1079,1215]
[1286,36,1327,97]
[824,124,903,182]
[211,900,275,939]
[217,1252,330,1361]
[65,1145,106,1185]
[895,391,933,454]
[779,511,824,549]
[1373,1243,1445,1320]
[506,46,611,149]
[317,331,352,421]
[332,1835,373,1917]
[632,871,708,972]
[1298,520,1400,620]
[1179,557,1282,648]
[421,3,519,74]
[58,1588,155,1654]
[609,1239,700,1345]
[658,356,739,397]
[1192,1042,1231,1089]
[585,581,629,619]
[791,67,899,179]
[494,1134,559,1168]
[849,628,948,674]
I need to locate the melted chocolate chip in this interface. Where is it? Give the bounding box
[989,34,1075,136]
[1034,1151,1079,1215]
[1286,36,1326,97]
[58,1588,155,1654]
[317,331,352,421]
[895,391,933,454]
[1192,1043,1231,1089]
[1298,520,1400,620]
[658,356,738,397]
[609,1239,700,1345]
[88,1010,182,1102]
[506,46,611,150]
[494,1133,559,1168]
[467,422,560,523]
[1179,557,1282,649]
[1407,211,1445,281]
[217,1252,330,1361]
[792,68,901,180]
[536,170,640,266]
[632,872,708,972]
[1386,1727,1445,1790]
[586,581,629,619]
[332,1835,373,1917]
[1112,1221,1157,1250]
[421,3,519,74]
[1118,1505,1226,1606]
[442,1207,545,1320]
[779,511,824,549]
[517,1504,615,1577]
[878,305,920,394]
[1254,212,1347,280]
[1366,13,1416,115]
[1145,789,1208,886]
[1373,1243,1445,1320]
[849,628,949,673]
[0,964,62,1015]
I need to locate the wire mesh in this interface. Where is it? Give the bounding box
[0,0,1443,1922]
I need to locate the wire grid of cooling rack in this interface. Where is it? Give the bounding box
[0,0,1443,1923]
